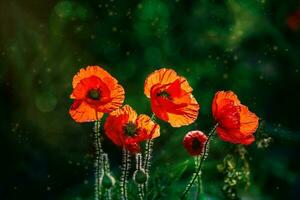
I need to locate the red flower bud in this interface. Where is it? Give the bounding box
[183,130,208,156]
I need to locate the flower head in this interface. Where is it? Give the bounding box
[287,9,300,31]
[69,66,125,122]
[104,105,160,153]
[212,91,259,145]
[144,68,199,127]
[183,130,208,156]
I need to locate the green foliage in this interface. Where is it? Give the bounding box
[217,146,251,200]
[148,160,189,199]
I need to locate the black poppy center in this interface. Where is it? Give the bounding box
[192,138,201,151]
[88,89,101,100]
[124,122,137,137]
[157,90,170,99]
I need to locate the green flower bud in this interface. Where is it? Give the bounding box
[133,169,148,184]
[101,173,116,189]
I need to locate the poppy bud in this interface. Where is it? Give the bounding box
[183,130,208,156]
[133,169,148,184]
[101,173,116,189]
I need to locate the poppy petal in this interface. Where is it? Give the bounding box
[212,90,240,120]
[110,105,137,122]
[97,84,125,113]
[72,66,117,89]
[145,68,199,127]
[104,105,160,153]
[136,114,160,139]
[144,68,180,98]
[71,75,107,99]
[167,96,199,127]
[104,105,138,147]
[239,105,259,135]
[104,116,125,146]
[69,100,103,122]
[70,66,125,114]
[216,126,255,145]
[213,90,259,145]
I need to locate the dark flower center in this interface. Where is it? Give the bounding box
[124,122,137,137]
[156,90,170,99]
[192,138,201,151]
[88,89,101,100]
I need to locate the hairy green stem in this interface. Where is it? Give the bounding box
[143,139,153,198]
[137,184,145,200]
[94,120,103,200]
[143,114,156,198]
[121,149,130,200]
[102,153,114,200]
[194,156,201,199]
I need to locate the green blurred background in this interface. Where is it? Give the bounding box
[1,0,300,199]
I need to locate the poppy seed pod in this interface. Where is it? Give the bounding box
[133,169,148,184]
[101,173,116,189]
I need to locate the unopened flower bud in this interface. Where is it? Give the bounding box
[133,169,148,184]
[101,173,116,189]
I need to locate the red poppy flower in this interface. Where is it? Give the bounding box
[144,68,200,127]
[69,66,125,122]
[287,9,300,31]
[183,130,208,156]
[212,91,259,145]
[104,105,160,153]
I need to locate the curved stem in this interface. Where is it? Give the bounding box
[135,154,145,200]
[143,114,155,172]
[143,114,156,199]
[181,124,218,200]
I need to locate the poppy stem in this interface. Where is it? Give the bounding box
[137,184,145,200]
[143,139,153,198]
[143,139,153,173]
[150,113,155,121]
[143,114,156,199]
[121,148,131,200]
[194,156,203,199]
[94,120,103,200]
[180,123,218,200]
